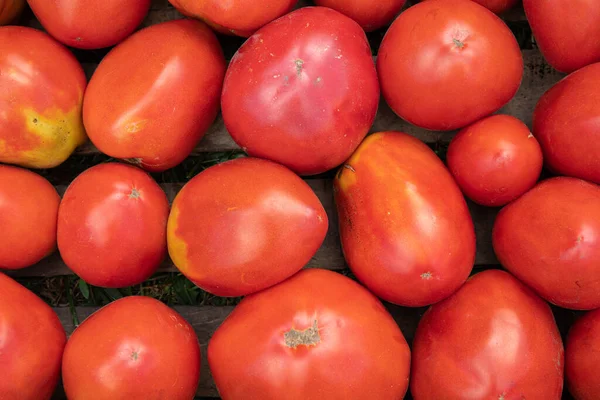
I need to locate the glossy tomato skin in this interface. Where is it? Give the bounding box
[168,157,328,297]
[57,163,169,288]
[447,115,543,207]
[222,7,379,176]
[313,0,406,31]
[62,296,201,400]
[493,177,600,310]
[411,270,564,399]
[208,269,411,400]
[566,309,600,400]
[0,26,87,168]
[334,132,476,307]
[0,273,67,400]
[83,19,226,172]
[0,0,25,25]
[378,0,522,131]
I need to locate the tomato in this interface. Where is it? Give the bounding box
[0,273,66,400]
[208,269,411,399]
[411,269,564,399]
[566,308,600,400]
[62,296,201,399]
[334,132,475,306]
[83,19,225,172]
[313,0,406,31]
[0,26,87,168]
[27,0,151,49]
[168,157,328,297]
[447,115,543,207]
[221,7,379,176]
[0,0,25,25]
[493,177,600,310]
[377,0,523,131]
[57,163,169,288]
[424,0,519,14]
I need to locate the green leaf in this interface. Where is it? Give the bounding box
[78,279,90,299]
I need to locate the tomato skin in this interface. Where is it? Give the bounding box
[566,309,600,400]
[425,0,519,14]
[0,0,25,25]
[221,7,379,176]
[313,0,406,31]
[208,269,411,400]
[62,296,201,400]
[0,273,67,400]
[83,19,226,172]
[57,163,169,288]
[377,0,523,131]
[334,132,475,307]
[168,157,328,297]
[411,270,564,399]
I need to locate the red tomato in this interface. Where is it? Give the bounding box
[334,132,476,306]
[208,269,411,399]
[411,270,564,399]
[57,163,169,288]
[566,308,600,400]
[377,0,523,131]
[83,20,226,172]
[62,296,201,399]
[168,157,328,297]
[313,0,406,31]
[0,273,66,400]
[221,7,379,176]
[493,177,600,310]
[424,0,519,14]
[0,26,87,168]
[0,0,25,25]
[447,115,543,207]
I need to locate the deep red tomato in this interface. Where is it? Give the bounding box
[411,270,564,399]
[566,308,600,400]
[425,0,519,14]
[313,0,406,31]
[447,114,543,207]
[221,7,379,176]
[83,19,226,172]
[334,132,475,307]
[378,0,523,131]
[208,269,411,399]
[493,177,600,310]
[0,0,25,25]
[0,273,66,400]
[62,296,201,399]
[57,163,169,288]
[168,157,328,297]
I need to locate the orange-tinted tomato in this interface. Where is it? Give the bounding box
[566,308,600,400]
[313,0,406,31]
[0,0,25,25]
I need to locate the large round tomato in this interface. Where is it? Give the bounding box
[0,273,66,400]
[411,270,564,399]
[83,19,226,172]
[0,26,87,168]
[334,132,476,307]
[313,0,406,31]
[493,177,600,310]
[566,308,600,400]
[221,7,379,176]
[377,0,523,131]
[58,163,169,288]
[208,269,411,399]
[0,0,25,25]
[168,157,328,297]
[62,296,201,399]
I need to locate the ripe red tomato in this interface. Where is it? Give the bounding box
[0,273,66,400]
[335,132,476,307]
[447,115,543,207]
[411,270,564,399]
[57,163,169,288]
[313,0,406,31]
[493,177,600,310]
[221,7,379,176]
[424,0,519,14]
[168,157,328,297]
[62,296,201,399]
[566,309,600,400]
[378,0,523,131]
[0,0,25,25]
[208,269,411,399]
[83,20,226,172]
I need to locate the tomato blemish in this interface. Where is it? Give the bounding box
[284,320,320,348]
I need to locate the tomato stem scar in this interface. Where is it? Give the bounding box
[284,320,320,348]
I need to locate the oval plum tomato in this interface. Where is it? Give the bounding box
[62,296,201,400]
[334,132,476,307]
[377,0,523,131]
[411,270,564,399]
[424,0,519,14]
[27,0,151,49]
[313,0,406,31]
[208,269,411,400]
[221,7,379,176]
[0,26,86,168]
[57,163,169,288]
[493,177,600,310]
[0,273,66,400]
[0,0,25,25]
[83,19,226,172]
[447,115,543,207]
[168,157,328,297]
[566,308,600,400]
